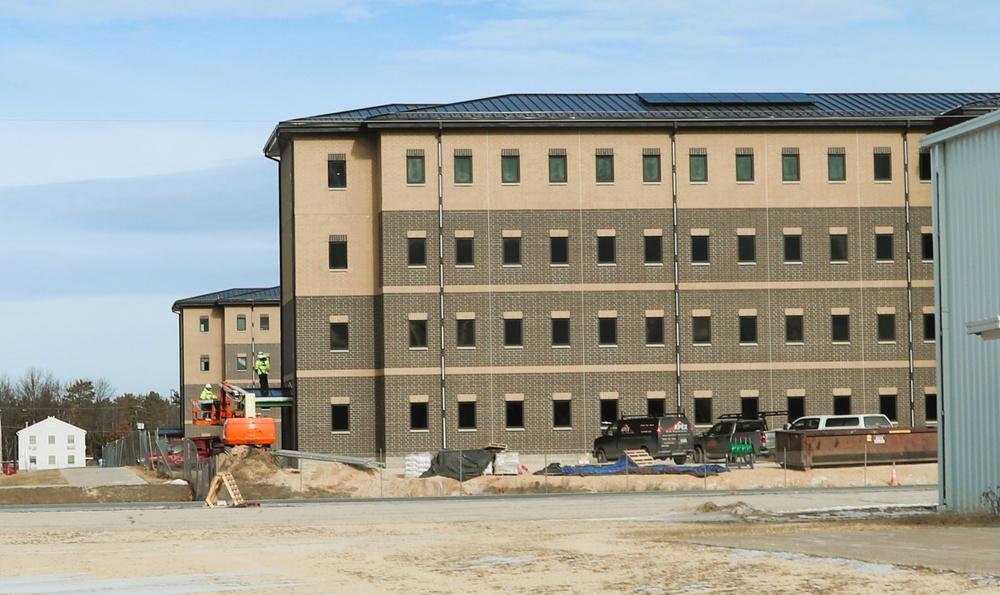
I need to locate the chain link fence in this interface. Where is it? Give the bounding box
[103,431,217,500]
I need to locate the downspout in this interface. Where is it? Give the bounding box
[670,123,681,412]
[437,123,448,449]
[903,123,916,427]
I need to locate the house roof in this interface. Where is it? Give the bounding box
[16,416,87,435]
[171,286,279,312]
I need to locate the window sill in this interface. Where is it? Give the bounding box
[502,264,522,268]
[457,346,476,350]
[692,343,712,347]
[782,180,801,184]
[596,182,615,186]
[830,261,849,265]
[924,340,937,344]
[550,263,570,267]
[329,268,348,272]
[875,260,894,264]
[739,342,759,346]
[875,180,893,184]
[406,183,426,187]
[644,262,664,267]
[598,344,618,348]
[738,262,757,266]
[785,341,804,346]
[646,343,665,348]
[504,345,523,349]
[549,182,568,186]
[501,182,520,186]
[409,347,429,351]
[692,262,710,266]
[552,345,571,349]
[832,341,851,345]
[597,263,617,267]
[454,183,473,187]
[878,340,897,345]
[327,187,347,192]
[330,349,349,353]
[330,431,350,435]
[784,261,802,265]
[736,180,755,184]
[409,429,430,433]
[458,428,477,432]
[553,426,572,431]
[408,265,428,269]
[643,181,662,185]
[828,180,847,184]
[505,427,525,432]
[456,264,475,268]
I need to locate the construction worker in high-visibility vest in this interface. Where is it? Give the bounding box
[255,352,271,397]
[199,384,218,419]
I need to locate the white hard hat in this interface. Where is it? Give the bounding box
[258,351,264,356]
[205,384,211,389]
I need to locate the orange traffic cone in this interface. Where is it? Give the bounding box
[890,463,899,487]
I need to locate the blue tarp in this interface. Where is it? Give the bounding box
[559,456,729,477]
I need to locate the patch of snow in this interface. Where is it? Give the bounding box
[453,556,532,570]
[728,549,903,575]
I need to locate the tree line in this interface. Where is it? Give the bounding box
[0,368,180,462]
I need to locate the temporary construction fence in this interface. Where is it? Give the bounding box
[103,431,217,501]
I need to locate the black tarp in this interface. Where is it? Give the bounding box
[420,449,496,481]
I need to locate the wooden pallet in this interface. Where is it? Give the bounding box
[204,472,246,508]
[623,449,656,467]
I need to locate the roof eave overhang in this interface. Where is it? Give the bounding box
[361,116,943,130]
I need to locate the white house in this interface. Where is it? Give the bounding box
[16,417,87,471]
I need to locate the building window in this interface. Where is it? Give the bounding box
[505,400,524,429]
[782,150,800,182]
[924,313,936,342]
[410,402,429,430]
[504,317,523,347]
[741,397,760,419]
[737,234,756,264]
[786,315,804,343]
[48,435,56,445]
[875,233,893,261]
[458,401,476,429]
[598,315,617,346]
[550,235,569,265]
[29,436,35,445]
[919,151,931,181]
[329,238,348,270]
[880,394,897,422]
[736,150,754,182]
[455,237,474,266]
[874,149,892,181]
[599,399,618,425]
[407,237,427,267]
[553,400,572,428]
[694,398,712,425]
[454,154,473,184]
[691,235,710,264]
[549,152,567,183]
[199,316,209,333]
[67,435,75,446]
[645,315,665,346]
[784,233,802,263]
[327,155,346,189]
[689,150,708,182]
[921,232,934,261]
[456,318,476,348]
[832,314,850,343]
[502,236,521,266]
[409,319,428,349]
[331,403,349,432]
[236,355,247,372]
[739,315,758,344]
[260,315,270,331]
[597,235,616,265]
[828,150,846,182]
[501,153,520,183]
[830,233,848,262]
[236,315,246,332]
[643,152,661,183]
[596,151,614,183]
[787,396,805,422]
[925,392,938,422]
[877,313,896,342]
[330,322,349,351]
[199,356,210,372]
[644,234,662,264]
[406,153,425,184]
[552,317,570,347]
[833,395,851,415]
[68,455,75,465]
[693,316,711,345]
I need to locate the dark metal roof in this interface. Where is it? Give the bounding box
[172,286,279,312]
[289,103,438,122]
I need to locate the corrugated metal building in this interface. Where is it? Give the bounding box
[923,108,1000,513]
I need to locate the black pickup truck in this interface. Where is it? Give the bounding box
[693,414,772,464]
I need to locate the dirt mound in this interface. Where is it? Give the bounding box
[221,446,283,483]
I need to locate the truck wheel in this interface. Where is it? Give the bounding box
[595,449,607,464]
[694,447,706,464]
[673,455,688,466]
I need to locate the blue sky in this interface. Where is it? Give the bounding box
[2,0,998,395]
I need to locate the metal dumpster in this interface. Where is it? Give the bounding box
[774,427,937,470]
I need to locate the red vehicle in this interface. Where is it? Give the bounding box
[146,439,217,469]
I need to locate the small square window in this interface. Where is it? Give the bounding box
[328,158,346,189]
[833,395,851,415]
[454,155,473,184]
[552,318,570,347]
[503,237,521,266]
[48,435,56,445]
[330,322,349,351]
[786,315,804,343]
[739,315,758,344]
[199,356,210,372]
[409,319,428,348]
[68,455,75,465]
[787,396,805,422]
[408,237,427,267]
[644,235,662,264]
[331,403,350,431]
[549,154,567,183]
[875,233,893,261]
[260,315,270,331]
[550,236,569,265]
[877,313,895,342]
[599,399,619,425]
[501,155,520,183]
[329,240,348,270]
[919,151,931,182]
[694,397,712,424]
[643,154,661,183]
[921,232,934,261]
[553,400,572,428]
[925,392,938,422]
[237,355,248,371]
[691,236,710,264]
[410,402,429,430]
[456,237,474,266]
[458,401,477,429]
[597,236,616,264]
[832,314,850,343]
[737,235,756,264]
[598,316,617,346]
[830,234,848,262]
[199,316,209,333]
[736,153,754,182]
[406,155,425,184]
[782,153,800,182]
[878,394,897,423]
[874,153,892,181]
[647,398,666,418]
[828,152,846,181]
[596,154,614,183]
[457,319,476,348]
[689,154,707,182]
[693,316,711,344]
[784,234,802,263]
[504,318,523,347]
[923,313,936,342]
[645,316,664,345]
[237,315,246,332]
[505,401,524,429]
